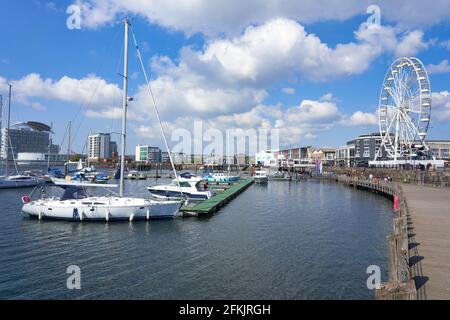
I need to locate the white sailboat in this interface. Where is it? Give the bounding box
[21,19,182,221]
[0,85,44,189]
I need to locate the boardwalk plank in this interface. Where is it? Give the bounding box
[402,184,450,299]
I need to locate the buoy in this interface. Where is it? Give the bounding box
[394,195,399,212]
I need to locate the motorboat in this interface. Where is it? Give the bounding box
[71,169,110,183]
[125,170,146,180]
[22,182,181,221]
[203,172,240,183]
[269,171,292,181]
[253,170,268,184]
[147,173,214,200]
[0,175,44,189]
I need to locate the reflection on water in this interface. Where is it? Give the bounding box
[0,177,392,299]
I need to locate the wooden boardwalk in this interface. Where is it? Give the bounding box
[333,175,450,299]
[402,184,450,299]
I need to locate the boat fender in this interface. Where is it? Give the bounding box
[129,214,134,222]
[21,195,31,204]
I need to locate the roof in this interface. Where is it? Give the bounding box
[11,121,53,133]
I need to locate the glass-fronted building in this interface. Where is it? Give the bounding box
[0,121,59,160]
[135,145,162,163]
[88,133,113,160]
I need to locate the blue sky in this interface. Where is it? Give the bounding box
[0,0,449,155]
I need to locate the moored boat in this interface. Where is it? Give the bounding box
[22,182,181,221]
[21,19,183,221]
[148,173,214,200]
[253,170,268,184]
[203,172,240,183]
[0,175,44,189]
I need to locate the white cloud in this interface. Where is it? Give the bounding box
[432,91,450,121]
[9,73,122,109]
[73,0,450,35]
[393,30,429,57]
[30,102,47,111]
[345,111,378,127]
[439,40,450,50]
[134,124,157,139]
[135,96,345,149]
[133,77,267,119]
[152,19,428,90]
[281,87,295,94]
[427,60,450,74]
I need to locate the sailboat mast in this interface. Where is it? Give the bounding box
[0,94,2,163]
[119,19,129,197]
[5,84,12,176]
[47,122,53,168]
[67,121,71,162]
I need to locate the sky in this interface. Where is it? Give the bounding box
[0,0,450,155]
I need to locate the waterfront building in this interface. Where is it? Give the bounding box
[335,142,356,167]
[352,133,389,166]
[191,154,204,165]
[161,151,170,163]
[135,145,161,163]
[174,153,190,164]
[110,141,118,158]
[311,148,337,166]
[236,154,250,165]
[0,121,59,160]
[16,152,68,164]
[256,147,316,168]
[277,146,315,167]
[88,133,114,160]
[255,150,279,167]
[427,140,450,160]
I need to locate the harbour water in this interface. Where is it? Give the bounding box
[0,178,392,299]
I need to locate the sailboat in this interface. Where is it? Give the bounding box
[0,85,44,189]
[21,19,182,220]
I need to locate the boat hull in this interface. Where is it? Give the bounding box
[22,198,181,221]
[148,188,210,200]
[204,176,240,183]
[254,177,269,184]
[0,178,42,189]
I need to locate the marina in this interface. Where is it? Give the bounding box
[0,178,392,299]
[0,1,449,305]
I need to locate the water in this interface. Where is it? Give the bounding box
[0,178,392,299]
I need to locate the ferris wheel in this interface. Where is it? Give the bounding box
[377,57,432,161]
